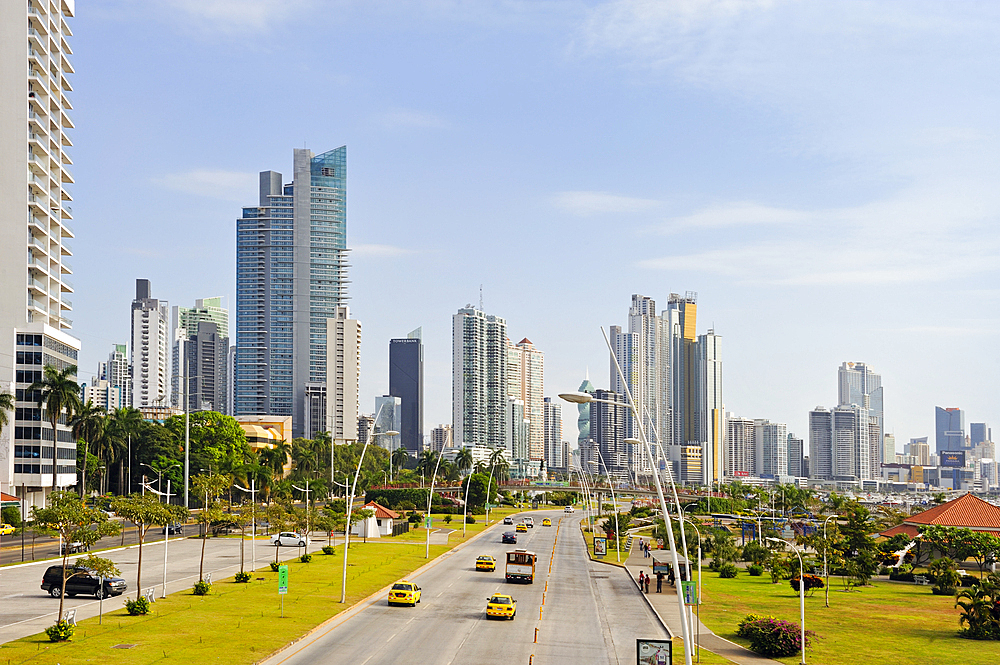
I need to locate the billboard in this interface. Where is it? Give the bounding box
[594,536,607,557]
[637,639,672,665]
[941,451,966,468]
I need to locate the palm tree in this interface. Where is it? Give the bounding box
[110,407,142,493]
[390,447,410,481]
[489,448,509,483]
[0,390,14,439]
[956,573,1000,639]
[28,365,81,491]
[455,447,473,476]
[417,450,438,479]
[69,401,106,498]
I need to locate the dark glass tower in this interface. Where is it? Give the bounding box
[389,329,423,452]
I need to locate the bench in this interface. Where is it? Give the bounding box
[914,575,930,586]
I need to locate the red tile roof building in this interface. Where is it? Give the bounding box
[880,493,1000,539]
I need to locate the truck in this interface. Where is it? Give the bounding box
[505,549,537,583]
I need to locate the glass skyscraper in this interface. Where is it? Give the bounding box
[235,147,348,435]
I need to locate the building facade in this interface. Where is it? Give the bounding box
[725,414,755,478]
[389,329,423,453]
[543,397,563,471]
[935,407,965,454]
[324,306,360,444]
[589,389,627,476]
[130,280,170,408]
[754,419,788,478]
[234,148,349,436]
[838,362,883,478]
[809,404,872,483]
[452,307,507,448]
[507,338,544,460]
[374,395,402,451]
[429,424,453,453]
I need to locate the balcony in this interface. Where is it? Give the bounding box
[60,260,72,274]
[60,298,72,309]
[28,277,46,293]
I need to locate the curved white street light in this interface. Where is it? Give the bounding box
[822,514,837,608]
[141,479,174,598]
[767,537,806,664]
[682,516,703,664]
[234,479,259,573]
[425,451,444,559]
[589,456,621,563]
[291,480,312,555]
[340,403,397,603]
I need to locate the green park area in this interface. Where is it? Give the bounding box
[0,509,518,665]
[696,572,1000,665]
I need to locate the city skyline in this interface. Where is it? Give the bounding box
[39,2,999,450]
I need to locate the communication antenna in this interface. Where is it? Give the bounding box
[479,284,483,311]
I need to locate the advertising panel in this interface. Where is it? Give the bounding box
[594,536,607,556]
[941,451,966,468]
[637,639,672,665]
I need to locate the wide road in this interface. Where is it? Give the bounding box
[265,509,668,665]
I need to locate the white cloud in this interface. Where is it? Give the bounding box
[163,0,314,33]
[351,244,417,258]
[378,109,449,130]
[658,201,808,233]
[152,169,257,202]
[552,190,661,216]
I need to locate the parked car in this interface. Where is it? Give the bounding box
[502,531,517,544]
[503,517,514,525]
[271,532,308,547]
[41,565,127,599]
[60,541,86,555]
[388,581,421,606]
[485,593,516,620]
[161,524,183,535]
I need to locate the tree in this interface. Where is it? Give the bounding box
[417,450,438,479]
[463,473,490,508]
[31,491,121,623]
[28,365,81,491]
[928,557,962,593]
[111,494,182,599]
[164,411,252,481]
[952,529,1000,579]
[956,573,1000,639]
[191,473,231,582]
[69,401,105,499]
[489,448,509,483]
[266,502,291,562]
[390,447,410,481]
[106,407,143,494]
[455,448,473,476]
[0,390,14,439]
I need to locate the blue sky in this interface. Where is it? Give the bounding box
[68,1,999,448]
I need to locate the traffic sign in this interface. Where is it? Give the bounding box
[278,565,288,595]
[424,516,432,528]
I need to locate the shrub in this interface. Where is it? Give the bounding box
[742,542,769,565]
[932,586,957,595]
[897,563,913,574]
[466,514,476,524]
[718,563,739,578]
[748,564,764,577]
[1,505,21,529]
[235,571,252,583]
[270,561,281,572]
[737,614,812,657]
[45,620,75,642]
[444,514,453,525]
[888,570,915,582]
[193,580,211,596]
[124,596,151,615]
[790,574,825,594]
[322,546,337,555]
[300,553,313,563]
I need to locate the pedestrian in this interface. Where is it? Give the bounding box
[638,571,645,588]
[644,575,650,594]
[656,572,664,593]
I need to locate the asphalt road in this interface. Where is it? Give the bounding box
[0,530,301,643]
[264,509,667,665]
[0,521,181,563]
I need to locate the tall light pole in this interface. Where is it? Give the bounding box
[142,462,180,502]
[340,401,395,604]
[234,478,259,573]
[822,514,837,608]
[141,478,174,598]
[590,454,620,562]
[425,451,444,558]
[768,537,806,664]
[683,516,703,664]
[292,480,312,555]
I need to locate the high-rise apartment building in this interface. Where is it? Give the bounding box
[131,280,170,408]
[389,329,423,453]
[430,424,453,453]
[883,433,896,464]
[94,344,130,408]
[935,407,965,454]
[577,376,595,447]
[323,306,360,444]
[838,362,883,478]
[696,330,724,482]
[543,397,563,471]
[906,437,931,466]
[452,307,507,448]
[234,148,349,436]
[505,397,529,474]
[0,1,80,504]
[787,434,805,477]
[172,297,229,413]
[754,420,787,478]
[809,404,872,482]
[725,414,755,478]
[589,389,627,475]
[507,338,544,460]
[971,423,991,447]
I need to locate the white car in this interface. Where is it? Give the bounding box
[271,532,308,547]
[523,517,534,528]
[564,506,574,513]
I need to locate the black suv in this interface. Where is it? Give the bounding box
[501,531,517,544]
[41,565,127,599]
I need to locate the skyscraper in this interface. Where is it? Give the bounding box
[374,395,402,451]
[507,338,544,460]
[452,307,507,448]
[725,414,755,478]
[131,280,170,408]
[787,434,805,477]
[754,419,788,478]
[96,344,130,408]
[809,404,872,482]
[0,0,80,501]
[935,407,965,454]
[696,330,724,483]
[389,329,423,453]
[838,362,883,477]
[590,389,627,475]
[325,306,360,445]
[577,376,595,447]
[234,147,349,436]
[971,423,991,446]
[172,297,229,413]
[543,397,563,472]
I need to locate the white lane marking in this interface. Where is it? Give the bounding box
[437,591,444,597]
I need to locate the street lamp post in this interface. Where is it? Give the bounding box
[768,537,806,664]
[822,514,837,608]
[683,516,703,664]
[292,480,312,555]
[340,402,396,604]
[141,478,174,598]
[141,462,180,502]
[234,478,259,573]
[590,455,620,563]
[425,451,444,559]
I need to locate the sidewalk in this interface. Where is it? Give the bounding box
[624,540,781,665]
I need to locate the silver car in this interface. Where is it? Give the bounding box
[271,531,308,547]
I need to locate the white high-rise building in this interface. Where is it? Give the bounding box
[754,419,788,478]
[838,362,883,479]
[809,404,872,483]
[726,414,755,479]
[95,343,130,408]
[1,0,80,505]
[375,395,402,452]
[696,330,724,484]
[326,306,360,445]
[453,307,507,448]
[130,279,170,408]
[543,397,563,471]
[507,338,544,460]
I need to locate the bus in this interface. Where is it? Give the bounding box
[505,549,536,584]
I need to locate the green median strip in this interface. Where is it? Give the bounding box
[0,510,519,665]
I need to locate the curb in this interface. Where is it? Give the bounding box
[257,513,517,665]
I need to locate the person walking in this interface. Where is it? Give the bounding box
[656,572,664,593]
[644,575,650,594]
[638,570,645,588]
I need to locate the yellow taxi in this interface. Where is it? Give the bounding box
[387,581,422,606]
[476,555,496,572]
[515,523,528,533]
[542,518,552,527]
[485,593,517,620]
[0,524,14,536]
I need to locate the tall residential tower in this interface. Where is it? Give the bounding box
[452,307,507,448]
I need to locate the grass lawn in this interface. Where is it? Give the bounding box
[697,572,1000,665]
[0,540,451,665]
